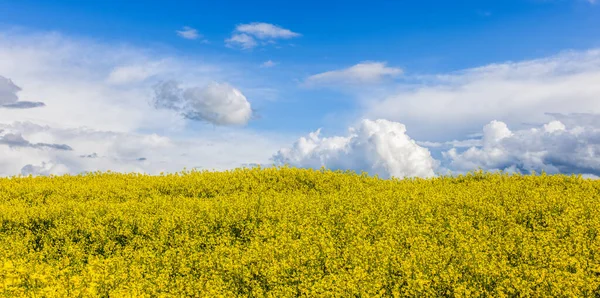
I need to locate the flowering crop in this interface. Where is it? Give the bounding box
[0,166,599,297]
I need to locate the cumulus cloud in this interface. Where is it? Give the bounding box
[272,119,438,179]
[176,26,201,40]
[226,22,300,49]
[442,118,600,177]
[272,115,600,180]
[364,49,600,142]
[0,75,45,109]
[152,81,253,126]
[305,62,403,86]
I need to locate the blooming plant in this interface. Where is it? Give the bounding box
[0,167,599,297]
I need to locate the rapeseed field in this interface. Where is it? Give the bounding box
[0,166,599,297]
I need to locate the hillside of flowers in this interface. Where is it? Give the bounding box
[1,167,599,297]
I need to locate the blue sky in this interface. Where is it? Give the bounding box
[1,0,600,178]
[3,0,599,68]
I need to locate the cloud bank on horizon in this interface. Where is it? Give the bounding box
[1,14,599,179]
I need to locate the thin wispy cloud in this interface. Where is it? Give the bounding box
[226,22,300,49]
[226,33,257,49]
[305,62,403,86]
[261,60,277,68]
[236,22,300,39]
[176,26,202,40]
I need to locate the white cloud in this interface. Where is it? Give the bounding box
[225,33,258,49]
[545,112,600,128]
[153,81,253,126]
[271,116,600,180]
[364,49,600,141]
[0,120,293,177]
[176,26,201,40]
[0,31,192,132]
[226,22,300,49]
[261,60,277,68]
[0,29,294,177]
[236,22,300,39]
[306,62,403,86]
[272,119,438,179]
[106,62,165,85]
[5,28,600,180]
[442,118,600,177]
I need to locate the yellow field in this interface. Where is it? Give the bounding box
[0,167,599,297]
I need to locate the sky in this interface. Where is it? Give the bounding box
[1,0,600,179]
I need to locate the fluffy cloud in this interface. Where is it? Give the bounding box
[364,49,600,141]
[272,116,600,180]
[305,62,403,86]
[272,119,438,179]
[442,118,600,177]
[152,81,253,126]
[176,26,201,40]
[0,75,45,109]
[226,22,300,49]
